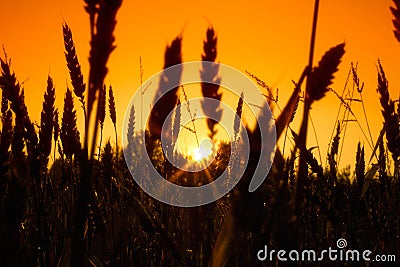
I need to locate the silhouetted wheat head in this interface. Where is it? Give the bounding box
[200,27,222,140]
[171,98,181,156]
[83,0,122,159]
[109,85,118,164]
[0,58,38,151]
[126,103,135,153]
[1,1,400,266]
[61,88,81,159]
[307,43,345,102]
[296,43,345,214]
[63,23,86,107]
[355,142,365,191]
[147,36,182,154]
[86,0,122,114]
[109,85,117,128]
[246,71,276,105]
[376,60,400,164]
[328,122,341,183]
[98,84,106,156]
[0,95,12,181]
[39,76,56,169]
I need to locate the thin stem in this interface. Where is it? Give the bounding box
[296,0,320,214]
[308,0,320,69]
[326,66,351,167]
[114,124,118,170]
[359,92,374,150]
[309,112,322,163]
[98,125,103,160]
[181,85,200,149]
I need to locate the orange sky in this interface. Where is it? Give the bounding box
[1,0,400,170]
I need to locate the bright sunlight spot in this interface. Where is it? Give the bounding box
[189,139,214,162]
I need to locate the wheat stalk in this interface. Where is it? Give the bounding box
[0,56,38,169]
[233,92,243,142]
[229,92,244,181]
[355,142,365,191]
[39,76,56,168]
[200,27,222,140]
[61,88,80,159]
[307,43,346,102]
[63,23,86,108]
[246,71,276,104]
[109,85,118,162]
[72,2,122,264]
[86,0,122,158]
[296,42,345,214]
[147,36,182,148]
[98,85,106,158]
[0,95,12,181]
[126,103,136,171]
[53,109,59,161]
[328,122,341,184]
[172,98,180,157]
[376,60,399,174]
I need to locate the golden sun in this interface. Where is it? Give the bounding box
[188,139,214,162]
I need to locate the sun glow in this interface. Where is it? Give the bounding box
[189,139,214,162]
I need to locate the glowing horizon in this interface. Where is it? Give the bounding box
[1,0,400,169]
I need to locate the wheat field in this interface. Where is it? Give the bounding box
[0,0,399,266]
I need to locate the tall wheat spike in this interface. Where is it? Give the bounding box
[233,92,243,140]
[98,85,106,157]
[355,142,365,191]
[275,67,309,137]
[86,0,122,158]
[61,88,81,159]
[0,58,37,144]
[0,58,20,110]
[0,58,39,185]
[328,122,341,184]
[147,36,182,145]
[109,85,117,127]
[127,103,136,155]
[200,27,222,140]
[307,43,346,102]
[53,109,59,161]
[0,95,12,187]
[296,43,345,213]
[171,98,180,157]
[230,93,244,178]
[376,60,399,175]
[378,137,387,180]
[109,85,118,161]
[36,77,57,266]
[39,76,56,168]
[63,23,86,107]
[246,71,276,105]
